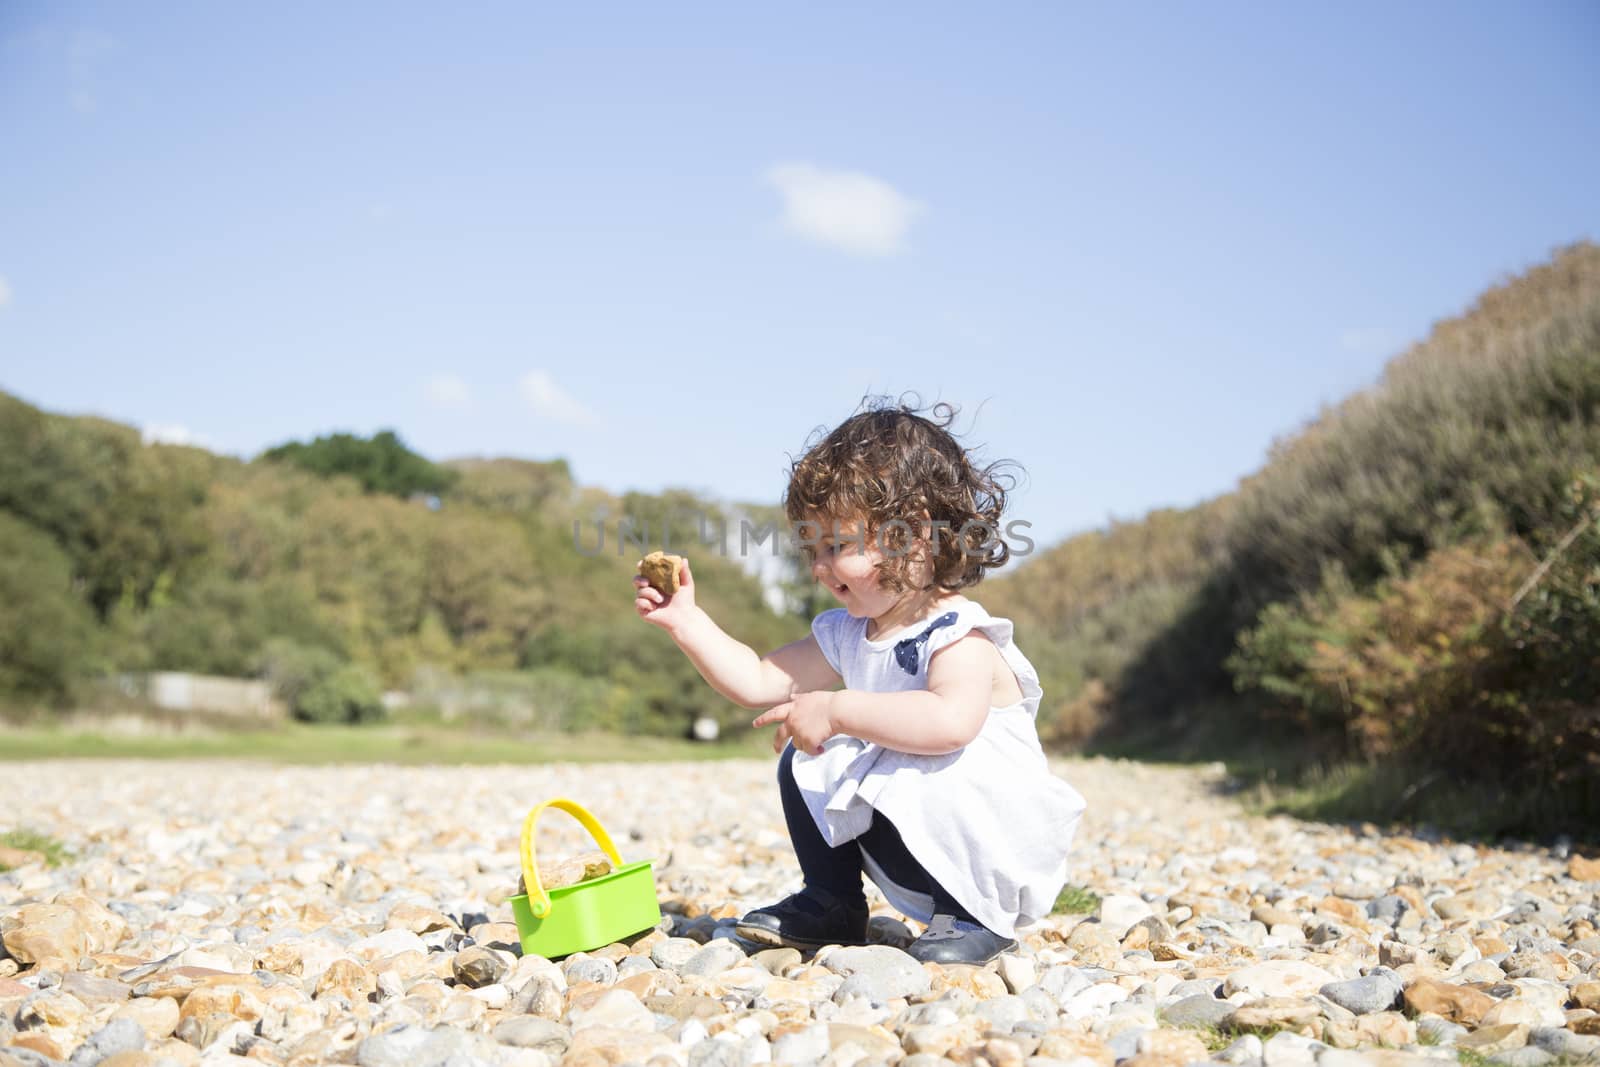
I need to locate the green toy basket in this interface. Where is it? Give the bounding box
[508,797,662,959]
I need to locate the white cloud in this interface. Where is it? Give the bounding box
[1340,327,1406,358]
[142,423,212,449]
[519,370,598,427]
[0,276,11,309]
[765,163,923,257]
[424,374,472,410]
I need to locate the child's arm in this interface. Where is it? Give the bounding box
[753,635,994,755]
[634,556,840,709]
[671,609,840,709]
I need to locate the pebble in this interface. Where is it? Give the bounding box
[1223,961,1337,999]
[679,938,748,977]
[1319,972,1402,1015]
[490,1016,570,1053]
[821,944,931,1001]
[562,955,617,987]
[64,1018,143,1066]
[3,757,1600,1067]
[651,937,703,972]
[1159,994,1235,1030]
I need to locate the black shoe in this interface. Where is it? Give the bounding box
[734,885,869,950]
[905,914,1017,964]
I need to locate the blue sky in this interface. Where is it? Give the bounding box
[1,1,1596,552]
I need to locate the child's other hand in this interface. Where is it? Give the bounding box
[633,556,697,633]
[752,691,837,756]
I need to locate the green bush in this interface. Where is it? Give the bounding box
[0,395,215,618]
[1482,474,1600,777]
[1504,476,1600,700]
[261,429,458,498]
[297,664,385,725]
[0,513,98,702]
[113,574,338,677]
[1227,540,1528,756]
[255,638,384,724]
[1227,473,1600,784]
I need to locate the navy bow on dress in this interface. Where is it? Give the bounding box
[891,611,960,675]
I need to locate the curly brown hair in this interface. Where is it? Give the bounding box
[782,393,1023,596]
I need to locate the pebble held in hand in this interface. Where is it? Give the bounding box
[637,551,686,596]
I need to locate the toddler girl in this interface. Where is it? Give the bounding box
[633,398,1086,963]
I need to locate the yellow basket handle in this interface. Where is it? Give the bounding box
[519,797,625,920]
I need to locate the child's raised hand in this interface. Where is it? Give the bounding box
[752,691,838,756]
[633,556,698,633]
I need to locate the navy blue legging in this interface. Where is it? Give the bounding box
[777,742,978,923]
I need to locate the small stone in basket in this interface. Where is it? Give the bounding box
[517,850,613,896]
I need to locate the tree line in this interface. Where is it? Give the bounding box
[0,403,801,732]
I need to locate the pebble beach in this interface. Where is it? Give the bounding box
[2,756,1598,1067]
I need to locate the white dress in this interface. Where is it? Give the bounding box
[788,596,1088,938]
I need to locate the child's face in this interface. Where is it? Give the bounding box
[810,516,927,617]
